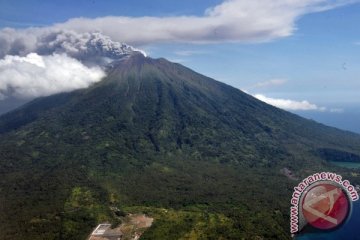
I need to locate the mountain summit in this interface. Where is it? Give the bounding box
[0,54,360,239]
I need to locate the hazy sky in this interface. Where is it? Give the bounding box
[0,0,359,131]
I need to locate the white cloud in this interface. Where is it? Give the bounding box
[254,93,326,111]
[47,0,357,45]
[168,58,187,63]
[330,108,344,113]
[0,0,355,49]
[0,53,105,99]
[248,79,287,89]
[174,50,208,56]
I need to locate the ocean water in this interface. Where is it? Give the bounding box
[293,104,360,135]
[329,161,360,169]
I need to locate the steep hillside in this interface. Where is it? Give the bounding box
[0,53,359,239]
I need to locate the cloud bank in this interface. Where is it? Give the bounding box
[247,79,288,90]
[49,0,357,45]
[254,94,326,111]
[0,53,105,99]
[1,0,356,49]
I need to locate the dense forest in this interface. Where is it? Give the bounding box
[0,54,360,239]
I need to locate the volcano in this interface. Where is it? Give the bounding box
[0,53,360,240]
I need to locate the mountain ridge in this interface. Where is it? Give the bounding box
[0,54,360,239]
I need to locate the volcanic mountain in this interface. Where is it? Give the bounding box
[0,53,360,239]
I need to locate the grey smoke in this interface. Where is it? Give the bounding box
[35,30,145,66]
[0,30,146,101]
[0,28,145,66]
[0,28,147,106]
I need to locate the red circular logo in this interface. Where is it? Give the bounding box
[301,183,350,230]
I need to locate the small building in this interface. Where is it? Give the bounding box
[89,223,123,240]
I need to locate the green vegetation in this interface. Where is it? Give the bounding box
[61,187,111,239]
[125,206,243,240]
[0,54,360,239]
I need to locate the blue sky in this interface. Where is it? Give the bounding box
[0,0,359,132]
[0,0,222,26]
